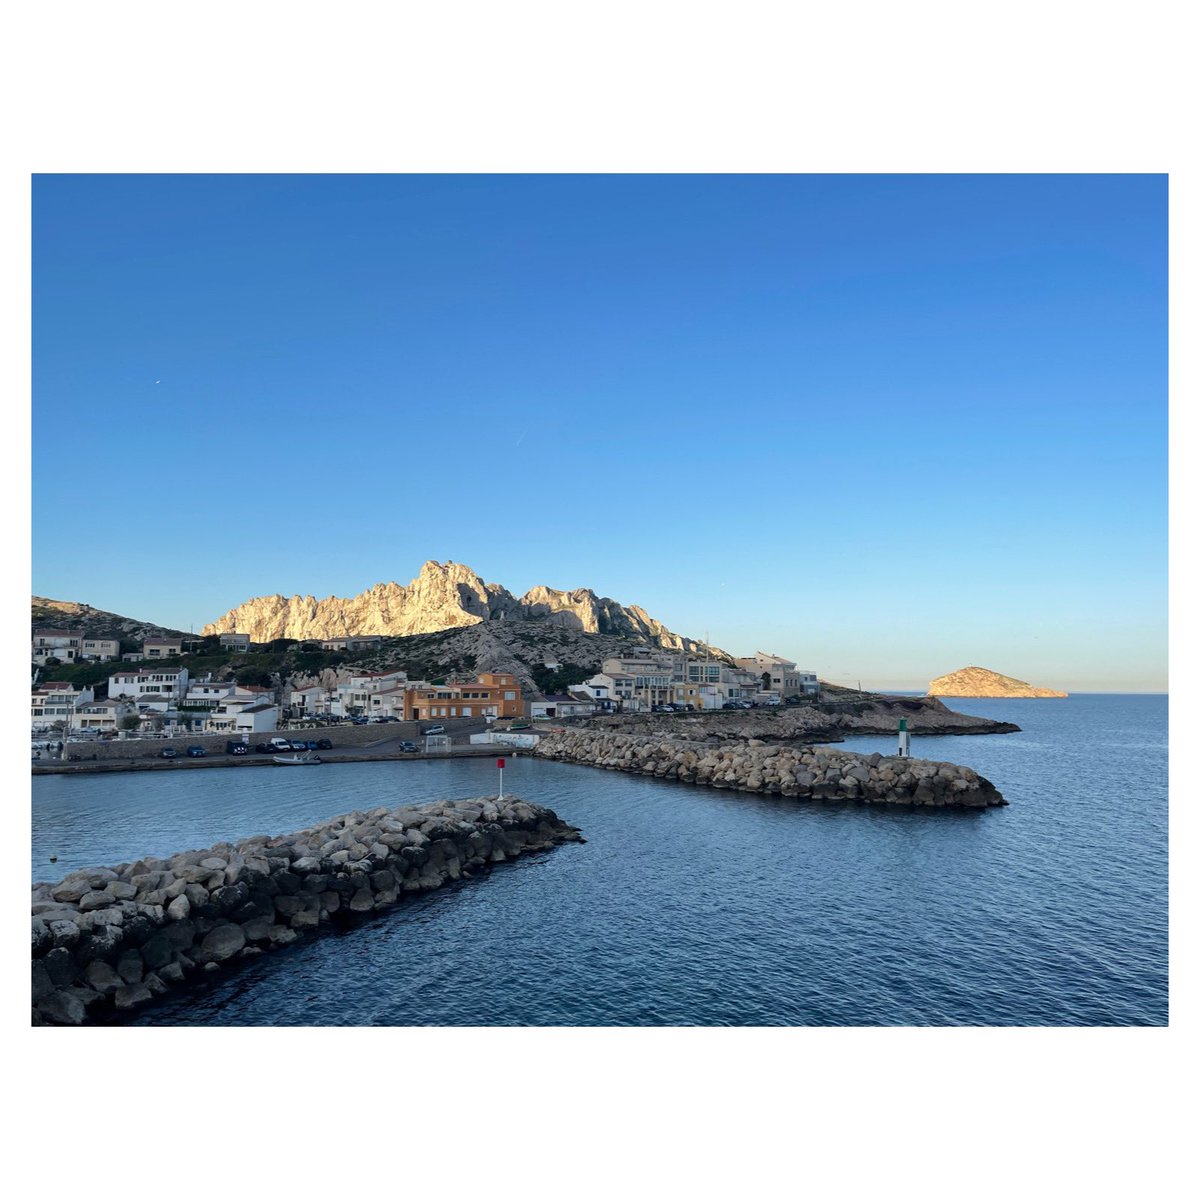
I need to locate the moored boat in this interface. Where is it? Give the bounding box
[272,751,322,765]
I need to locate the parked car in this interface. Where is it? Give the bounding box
[398,740,418,753]
[289,740,309,752]
[305,740,319,750]
[422,725,446,736]
[159,747,178,759]
[269,737,293,751]
[316,738,333,750]
[226,741,250,755]
[186,745,206,758]
[255,743,272,754]
[509,722,531,730]
[351,716,368,725]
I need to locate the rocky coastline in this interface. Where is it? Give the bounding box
[31,796,582,1026]
[533,729,1006,809]
[574,694,1020,744]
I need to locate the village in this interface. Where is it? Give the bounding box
[31,626,821,751]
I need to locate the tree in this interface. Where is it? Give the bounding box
[236,667,274,689]
[44,656,61,667]
[761,671,772,692]
[119,714,142,732]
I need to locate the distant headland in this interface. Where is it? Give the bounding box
[928,666,1068,698]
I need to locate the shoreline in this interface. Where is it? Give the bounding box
[31,743,507,778]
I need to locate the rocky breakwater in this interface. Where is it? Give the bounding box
[31,796,582,1026]
[534,730,1006,810]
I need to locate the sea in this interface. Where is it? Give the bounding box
[30,694,1168,1026]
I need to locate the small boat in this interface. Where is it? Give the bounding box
[272,751,323,766]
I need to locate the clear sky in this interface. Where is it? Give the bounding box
[31,174,1167,691]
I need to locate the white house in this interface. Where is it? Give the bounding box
[733,652,819,698]
[218,633,251,651]
[79,636,120,662]
[587,671,637,709]
[108,666,190,700]
[142,637,185,659]
[32,628,83,663]
[31,681,95,729]
[213,685,275,712]
[183,679,237,709]
[320,636,383,651]
[288,684,330,715]
[70,698,137,733]
[600,657,673,710]
[365,685,410,719]
[330,670,407,716]
[204,702,279,735]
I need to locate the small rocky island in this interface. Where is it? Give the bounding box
[928,666,1068,698]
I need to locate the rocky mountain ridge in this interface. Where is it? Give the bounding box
[202,559,721,655]
[928,665,1068,698]
[31,598,188,645]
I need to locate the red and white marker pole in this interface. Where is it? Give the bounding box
[497,757,506,800]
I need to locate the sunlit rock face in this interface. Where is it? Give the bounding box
[928,666,1068,698]
[201,560,704,652]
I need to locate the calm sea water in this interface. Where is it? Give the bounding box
[31,694,1167,1026]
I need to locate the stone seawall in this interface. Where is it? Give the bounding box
[534,730,1006,809]
[48,722,433,764]
[31,796,582,1026]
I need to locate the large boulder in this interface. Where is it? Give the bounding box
[43,947,78,988]
[198,924,246,963]
[39,989,87,1025]
[83,961,123,996]
[114,983,153,1010]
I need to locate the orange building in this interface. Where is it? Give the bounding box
[403,672,523,721]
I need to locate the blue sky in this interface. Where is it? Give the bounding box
[31,174,1167,691]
